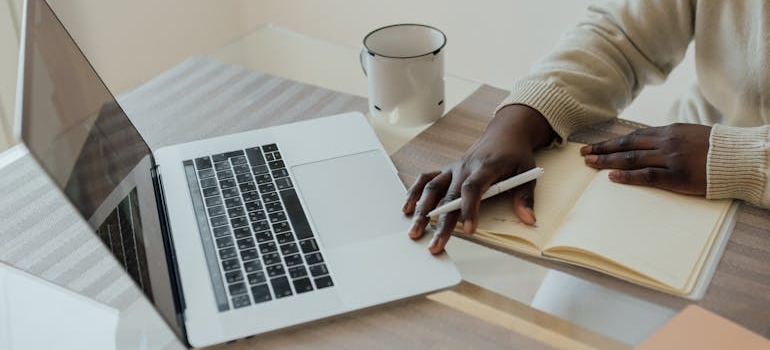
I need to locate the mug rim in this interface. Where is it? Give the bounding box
[363,23,447,59]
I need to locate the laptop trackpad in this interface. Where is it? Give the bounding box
[290,150,410,249]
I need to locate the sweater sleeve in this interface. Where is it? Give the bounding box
[498,0,695,143]
[707,125,770,207]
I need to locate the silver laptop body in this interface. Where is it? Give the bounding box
[14,0,461,347]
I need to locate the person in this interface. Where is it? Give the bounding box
[403,0,770,255]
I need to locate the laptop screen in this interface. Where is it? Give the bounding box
[17,0,182,338]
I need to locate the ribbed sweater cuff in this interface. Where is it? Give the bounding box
[707,124,769,204]
[494,79,588,145]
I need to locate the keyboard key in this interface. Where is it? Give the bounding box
[275,232,295,245]
[235,173,252,183]
[305,252,324,265]
[255,174,272,184]
[229,282,247,296]
[264,152,275,161]
[244,260,263,273]
[233,164,250,175]
[259,241,277,254]
[272,168,289,179]
[268,160,285,169]
[221,258,240,271]
[195,157,213,169]
[259,183,276,193]
[263,252,281,266]
[214,161,229,172]
[254,230,273,243]
[314,276,334,289]
[251,284,272,303]
[231,294,251,309]
[279,188,314,240]
[216,236,234,249]
[299,239,319,254]
[239,182,256,192]
[221,187,239,198]
[198,168,215,179]
[230,156,247,166]
[217,170,234,179]
[247,271,266,285]
[293,278,314,294]
[272,221,291,233]
[251,220,269,232]
[242,191,259,202]
[225,270,243,283]
[269,211,287,224]
[205,196,222,207]
[233,227,251,239]
[208,205,226,217]
[267,264,286,278]
[275,178,292,190]
[280,243,299,256]
[283,254,303,267]
[289,266,308,279]
[202,186,219,197]
[262,144,278,152]
[200,177,217,188]
[212,225,231,238]
[262,192,279,203]
[271,276,293,298]
[265,201,283,213]
[210,215,228,227]
[228,206,245,218]
[224,197,242,209]
[240,248,259,261]
[231,217,248,229]
[244,201,262,212]
[309,264,328,277]
[251,165,269,175]
[219,247,237,260]
[245,147,266,166]
[237,238,255,250]
[248,210,266,222]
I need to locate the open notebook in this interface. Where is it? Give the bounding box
[466,142,737,298]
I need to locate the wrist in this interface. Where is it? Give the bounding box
[492,104,556,150]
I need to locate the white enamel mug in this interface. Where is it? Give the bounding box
[360,24,446,126]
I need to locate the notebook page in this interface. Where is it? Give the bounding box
[545,171,731,290]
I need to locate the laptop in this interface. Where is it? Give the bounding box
[14,0,461,347]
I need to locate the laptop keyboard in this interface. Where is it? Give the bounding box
[183,143,333,312]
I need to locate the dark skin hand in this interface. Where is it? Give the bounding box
[581,123,711,196]
[402,104,556,255]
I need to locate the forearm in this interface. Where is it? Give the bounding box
[499,0,695,142]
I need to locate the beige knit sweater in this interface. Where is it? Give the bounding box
[499,0,770,208]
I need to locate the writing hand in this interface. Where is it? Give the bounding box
[402,105,556,254]
[581,123,711,196]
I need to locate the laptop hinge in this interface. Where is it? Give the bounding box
[151,162,190,346]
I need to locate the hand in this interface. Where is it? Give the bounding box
[402,105,556,254]
[580,123,711,196]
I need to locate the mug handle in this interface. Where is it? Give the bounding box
[359,47,370,76]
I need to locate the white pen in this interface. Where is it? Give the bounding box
[426,167,545,217]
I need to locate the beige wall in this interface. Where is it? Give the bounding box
[0,0,696,153]
[0,0,21,149]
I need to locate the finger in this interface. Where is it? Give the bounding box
[512,179,537,225]
[403,171,441,214]
[580,133,657,156]
[429,206,461,255]
[409,172,451,240]
[607,168,673,189]
[584,149,666,170]
[459,169,497,234]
